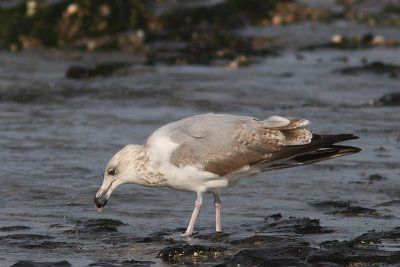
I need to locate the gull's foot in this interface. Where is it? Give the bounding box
[181,230,199,238]
[181,231,192,237]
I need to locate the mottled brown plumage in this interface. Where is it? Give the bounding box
[170,115,317,176]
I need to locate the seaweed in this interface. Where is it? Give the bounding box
[0,0,151,50]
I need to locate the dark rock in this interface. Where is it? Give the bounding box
[331,205,379,217]
[66,62,131,79]
[0,226,30,232]
[63,218,126,235]
[340,61,400,78]
[306,251,351,265]
[373,93,400,106]
[306,250,400,265]
[223,247,311,267]
[368,174,387,181]
[320,240,355,250]
[354,227,400,241]
[293,218,334,235]
[320,237,379,251]
[11,260,71,267]
[262,216,333,234]
[267,213,283,220]
[320,227,400,253]
[83,218,126,229]
[157,244,225,263]
[311,201,380,217]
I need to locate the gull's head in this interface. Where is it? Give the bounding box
[94,144,144,212]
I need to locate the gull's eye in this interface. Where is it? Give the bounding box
[107,168,116,176]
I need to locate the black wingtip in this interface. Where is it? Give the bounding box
[312,134,360,144]
[340,134,359,141]
[330,145,362,154]
[292,145,361,165]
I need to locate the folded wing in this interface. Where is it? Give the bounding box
[164,114,357,177]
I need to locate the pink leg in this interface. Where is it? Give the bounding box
[185,192,202,236]
[213,191,222,232]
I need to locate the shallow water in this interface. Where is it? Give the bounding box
[1,14,400,267]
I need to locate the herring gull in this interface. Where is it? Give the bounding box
[94,113,360,236]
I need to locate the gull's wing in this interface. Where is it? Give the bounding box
[160,113,332,176]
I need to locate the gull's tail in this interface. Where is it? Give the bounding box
[259,134,361,171]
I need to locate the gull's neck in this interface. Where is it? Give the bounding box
[133,144,167,187]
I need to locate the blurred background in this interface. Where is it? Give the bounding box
[0,0,400,266]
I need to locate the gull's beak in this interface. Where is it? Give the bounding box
[94,187,109,212]
[94,178,114,212]
[94,178,125,212]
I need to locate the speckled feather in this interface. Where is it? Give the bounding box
[167,114,312,176]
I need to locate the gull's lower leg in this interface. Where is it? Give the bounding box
[185,192,202,236]
[213,191,222,232]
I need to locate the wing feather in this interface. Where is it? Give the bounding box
[167,114,314,176]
